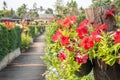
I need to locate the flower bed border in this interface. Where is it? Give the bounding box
[0,48,21,70]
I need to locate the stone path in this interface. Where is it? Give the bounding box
[0,34,46,80]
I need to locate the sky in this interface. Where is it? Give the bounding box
[0,0,92,11]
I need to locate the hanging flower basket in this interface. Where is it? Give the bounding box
[75,59,93,77]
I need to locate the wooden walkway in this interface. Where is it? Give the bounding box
[0,34,46,80]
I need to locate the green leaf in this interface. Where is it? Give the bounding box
[105,57,116,66]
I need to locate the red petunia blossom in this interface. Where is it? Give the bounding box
[52,30,62,42]
[60,35,70,46]
[4,21,12,29]
[70,16,76,24]
[91,31,101,42]
[93,24,100,29]
[105,8,115,16]
[76,26,88,39]
[63,16,76,27]
[94,23,108,32]
[79,19,89,27]
[75,53,88,64]
[65,46,74,52]
[57,19,62,25]
[80,37,94,50]
[114,31,120,44]
[58,52,66,61]
[99,23,108,31]
[63,17,71,27]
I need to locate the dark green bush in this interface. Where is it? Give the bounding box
[29,25,44,38]
[29,25,37,38]
[0,24,21,60]
[36,26,44,33]
[8,26,21,52]
[0,24,9,60]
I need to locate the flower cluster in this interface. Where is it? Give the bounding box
[52,16,120,66]
[3,21,16,29]
[44,7,120,80]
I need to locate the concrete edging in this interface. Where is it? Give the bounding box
[0,48,21,70]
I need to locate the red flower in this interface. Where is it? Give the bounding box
[57,19,62,25]
[60,35,70,46]
[59,52,66,61]
[94,23,108,32]
[70,16,76,24]
[4,21,12,29]
[93,24,100,29]
[75,53,88,64]
[63,17,71,27]
[99,23,107,31]
[79,19,88,27]
[66,46,74,52]
[52,30,62,42]
[114,31,120,44]
[80,37,94,50]
[63,16,76,27]
[91,31,101,42]
[76,26,88,39]
[105,8,115,16]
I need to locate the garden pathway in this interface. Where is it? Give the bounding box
[0,33,46,80]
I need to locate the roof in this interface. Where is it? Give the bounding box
[0,18,22,22]
[38,14,55,19]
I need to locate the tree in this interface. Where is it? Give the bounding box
[10,8,16,18]
[55,0,63,15]
[77,7,85,23]
[3,1,7,10]
[91,0,112,7]
[112,0,120,10]
[45,8,53,14]
[16,4,27,18]
[40,6,44,11]
[66,0,79,16]
[31,2,39,18]
[31,11,39,18]
[33,2,37,9]
[0,10,12,18]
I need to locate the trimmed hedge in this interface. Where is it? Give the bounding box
[29,25,36,38]
[0,24,21,60]
[29,25,45,38]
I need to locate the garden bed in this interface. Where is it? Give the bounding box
[0,48,21,70]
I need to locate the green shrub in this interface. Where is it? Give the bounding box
[0,24,21,60]
[0,24,9,60]
[21,33,31,52]
[115,16,120,27]
[8,26,21,52]
[29,25,36,38]
[36,25,42,33]
[29,25,45,38]
[29,25,39,38]
[45,22,58,45]
[77,13,85,25]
